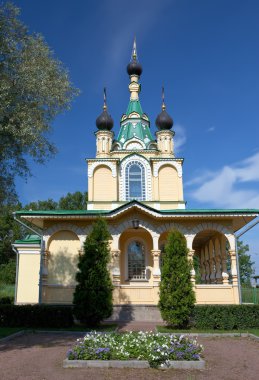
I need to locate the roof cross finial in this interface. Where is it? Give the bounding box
[162,86,166,111]
[132,36,137,60]
[103,87,107,110]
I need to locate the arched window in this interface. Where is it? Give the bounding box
[125,161,146,200]
[127,241,146,280]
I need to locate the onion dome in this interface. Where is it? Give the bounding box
[155,87,173,130]
[96,88,114,131]
[127,37,142,77]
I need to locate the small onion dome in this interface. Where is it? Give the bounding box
[127,58,143,77]
[156,87,174,130]
[155,109,173,130]
[96,109,114,131]
[96,88,114,130]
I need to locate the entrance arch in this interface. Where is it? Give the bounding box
[119,227,153,284]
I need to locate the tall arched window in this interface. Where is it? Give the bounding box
[127,241,146,280]
[125,161,146,200]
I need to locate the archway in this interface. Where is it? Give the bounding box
[119,226,153,284]
[192,230,230,284]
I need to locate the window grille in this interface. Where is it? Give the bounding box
[125,161,146,201]
[128,241,146,280]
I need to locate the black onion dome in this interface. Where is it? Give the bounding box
[127,58,143,76]
[155,109,173,130]
[96,110,114,131]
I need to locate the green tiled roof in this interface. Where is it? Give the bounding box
[116,99,154,148]
[126,100,143,116]
[15,234,41,244]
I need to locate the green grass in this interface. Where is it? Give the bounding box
[248,329,259,337]
[0,283,15,299]
[0,327,23,338]
[33,324,117,332]
[0,324,117,339]
[157,326,259,335]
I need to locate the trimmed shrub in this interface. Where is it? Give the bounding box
[0,296,13,305]
[192,305,259,329]
[159,230,195,328]
[0,305,73,328]
[73,218,113,326]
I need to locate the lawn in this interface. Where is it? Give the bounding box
[0,324,117,339]
[156,326,259,336]
[34,324,117,332]
[0,327,23,338]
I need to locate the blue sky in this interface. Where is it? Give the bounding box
[13,0,259,272]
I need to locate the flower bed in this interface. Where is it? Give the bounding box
[66,331,204,368]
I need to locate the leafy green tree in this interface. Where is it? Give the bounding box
[159,230,195,328]
[24,199,58,211]
[237,240,255,286]
[73,218,113,326]
[0,3,79,207]
[0,201,22,265]
[59,191,88,210]
[0,259,16,284]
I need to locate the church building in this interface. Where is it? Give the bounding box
[13,41,258,317]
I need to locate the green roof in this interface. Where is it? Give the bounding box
[15,234,41,244]
[116,100,154,148]
[14,202,259,217]
[126,100,143,116]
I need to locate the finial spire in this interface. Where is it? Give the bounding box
[162,86,166,111]
[103,87,107,110]
[132,36,137,60]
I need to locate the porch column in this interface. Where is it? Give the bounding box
[42,249,50,284]
[229,249,238,286]
[205,245,210,283]
[200,248,206,283]
[215,239,223,284]
[151,250,161,285]
[152,234,161,285]
[188,249,196,286]
[209,241,216,283]
[220,236,229,284]
[111,249,121,285]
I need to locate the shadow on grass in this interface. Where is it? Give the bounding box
[0,324,117,351]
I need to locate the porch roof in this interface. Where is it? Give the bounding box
[13,201,259,232]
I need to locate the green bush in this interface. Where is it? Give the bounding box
[159,230,195,328]
[0,296,13,304]
[0,260,16,284]
[0,305,73,328]
[192,305,259,329]
[73,218,113,326]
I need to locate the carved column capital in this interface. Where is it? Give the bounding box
[111,249,121,259]
[151,249,161,258]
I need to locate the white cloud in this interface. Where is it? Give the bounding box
[189,152,259,208]
[174,124,186,154]
[207,126,215,132]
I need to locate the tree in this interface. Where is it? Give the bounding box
[59,191,88,210]
[159,230,195,328]
[73,218,113,326]
[237,240,255,286]
[0,3,79,207]
[24,199,58,211]
[0,201,22,265]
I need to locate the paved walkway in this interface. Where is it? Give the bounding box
[117,321,160,332]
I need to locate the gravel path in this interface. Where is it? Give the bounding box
[0,332,258,380]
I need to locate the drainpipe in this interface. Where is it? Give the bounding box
[13,212,44,304]
[234,217,259,304]
[11,244,19,304]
